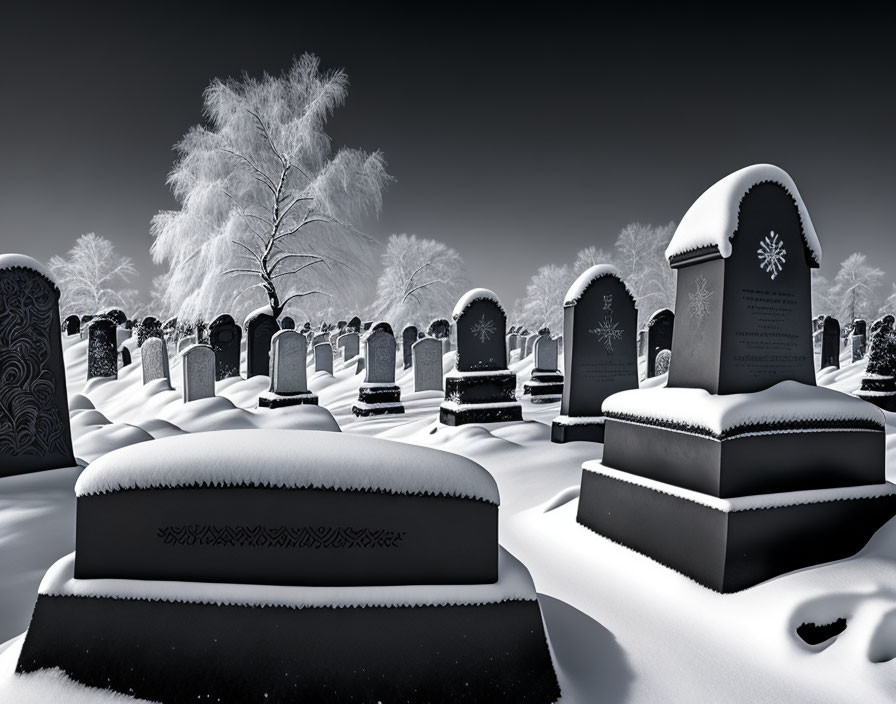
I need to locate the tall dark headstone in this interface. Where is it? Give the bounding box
[348,316,361,331]
[646,309,674,379]
[821,316,841,370]
[851,318,867,363]
[87,319,118,380]
[0,254,75,476]
[280,316,295,330]
[245,311,279,378]
[552,266,638,443]
[209,315,242,381]
[428,318,450,340]
[105,309,127,326]
[63,315,80,336]
[120,345,132,368]
[402,325,418,369]
[440,289,521,425]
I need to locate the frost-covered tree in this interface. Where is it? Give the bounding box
[879,283,896,318]
[48,233,139,317]
[612,222,676,327]
[811,270,835,318]
[518,264,571,334]
[572,246,614,276]
[151,54,390,323]
[830,253,884,324]
[370,234,469,330]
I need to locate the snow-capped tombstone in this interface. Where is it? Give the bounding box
[852,318,867,362]
[63,315,80,335]
[0,254,76,476]
[141,336,170,387]
[665,167,818,394]
[177,335,196,353]
[402,325,418,369]
[646,309,674,378]
[87,318,118,380]
[258,330,317,408]
[413,337,443,392]
[821,316,840,370]
[855,316,896,411]
[311,332,328,349]
[280,316,295,330]
[119,345,131,368]
[551,266,638,443]
[362,321,373,331]
[313,342,333,374]
[209,314,242,380]
[181,344,216,402]
[245,310,279,378]
[524,334,563,402]
[441,289,521,425]
[352,328,404,416]
[337,331,359,361]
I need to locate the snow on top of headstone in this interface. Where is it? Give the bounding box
[602,381,884,437]
[453,288,504,320]
[646,308,673,326]
[39,547,533,608]
[0,253,56,284]
[75,429,500,504]
[665,164,822,265]
[564,264,633,306]
[243,304,275,327]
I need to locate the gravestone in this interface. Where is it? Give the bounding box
[0,254,75,476]
[245,310,279,378]
[851,319,867,362]
[348,316,362,331]
[119,345,131,368]
[362,321,373,331]
[821,316,840,370]
[428,319,450,340]
[258,330,317,408]
[311,332,329,349]
[313,342,333,374]
[137,317,164,347]
[87,319,118,380]
[64,315,80,335]
[552,266,638,443]
[524,333,563,402]
[654,349,672,375]
[177,336,196,353]
[141,336,171,387]
[856,316,896,411]
[646,309,674,379]
[209,314,242,380]
[402,325,418,369]
[352,328,404,416]
[413,337,443,392]
[181,344,216,402]
[280,316,295,330]
[105,309,127,326]
[337,332,360,362]
[440,289,521,425]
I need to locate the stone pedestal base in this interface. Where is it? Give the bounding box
[258,391,319,408]
[439,372,522,425]
[523,373,564,403]
[551,416,605,443]
[352,384,404,416]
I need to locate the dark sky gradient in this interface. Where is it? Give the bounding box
[1,6,893,307]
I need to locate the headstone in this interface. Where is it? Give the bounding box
[181,344,216,402]
[413,338,443,392]
[119,345,131,368]
[348,316,362,331]
[141,336,171,387]
[362,321,373,331]
[402,325,418,369]
[87,319,118,380]
[245,311,279,378]
[856,316,896,411]
[820,316,840,370]
[280,316,295,330]
[105,309,127,326]
[178,336,196,353]
[0,254,75,475]
[63,315,80,336]
[654,349,672,375]
[337,332,360,361]
[137,317,163,347]
[313,342,333,374]
[311,332,328,349]
[440,289,521,425]
[352,328,404,416]
[851,318,867,362]
[552,266,638,443]
[524,334,563,403]
[258,330,317,407]
[428,318,450,340]
[646,309,674,379]
[209,314,242,380]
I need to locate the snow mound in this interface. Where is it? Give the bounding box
[453,288,504,319]
[564,264,633,306]
[39,548,532,608]
[602,381,885,437]
[0,253,56,286]
[665,164,821,265]
[75,429,500,504]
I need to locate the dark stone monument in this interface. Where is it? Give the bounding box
[280,316,295,330]
[352,327,404,416]
[348,316,362,331]
[552,266,638,443]
[440,290,522,425]
[402,325,418,369]
[645,309,674,379]
[856,316,896,411]
[851,318,867,363]
[119,345,131,368]
[104,309,127,326]
[820,315,841,370]
[245,310,279,378]
[577,164,896,592]
[523,333,563,402]
[87,319,118,380]
[0,254,75,476]
[63,315,80,336]
[136,317,164,347]
[209,314,242,381]
[428,318,450,340]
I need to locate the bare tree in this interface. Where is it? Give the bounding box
[613,222,676,327]
[48,233,139,317]
[572,245,614,275]
[831,252,884,323]
[879,283,896,318]
[518,264,571,334]
[811,269,835,318]
[151,54,391,322]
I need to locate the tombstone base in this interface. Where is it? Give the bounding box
[523,374,564,403]
[352,384,405,416]
[439,402,523,426]
[576,462,896,592]
[550,416,605,444]
[258,391,319,408]
[445,371,517,405]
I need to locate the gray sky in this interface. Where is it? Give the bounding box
[1,6,893,307]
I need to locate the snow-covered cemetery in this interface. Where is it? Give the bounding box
[2,14,896,702]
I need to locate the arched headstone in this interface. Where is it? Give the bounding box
[245,309,279,378]
[259,330,317,407]
[88,319,118,380]
[209,314,242,380]
[352,327,404,416]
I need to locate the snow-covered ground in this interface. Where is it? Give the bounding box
[2,338,895,702]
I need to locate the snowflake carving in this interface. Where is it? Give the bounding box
[590,316,623,354]
[470,314,497,344]
[688,275,714,322]
[757,231,787,280]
